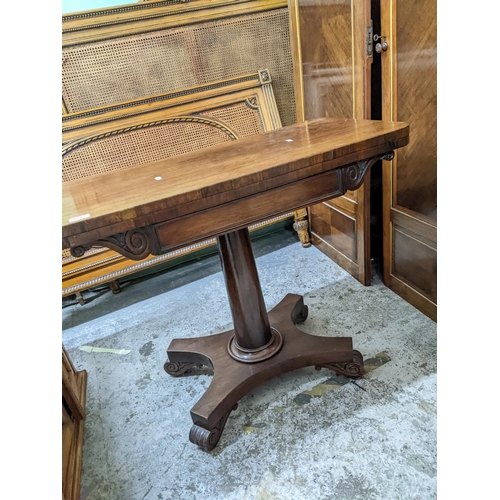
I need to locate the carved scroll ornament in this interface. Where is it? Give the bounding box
[189,404,239,452]
[70,226,161,261]
[340,151,394,192]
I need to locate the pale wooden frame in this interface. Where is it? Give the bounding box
[62,0,288,48]
[62,70,281,145]
[62,71,294,297]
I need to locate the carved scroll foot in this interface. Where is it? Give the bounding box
[166,294,363,451]
[315,350,364,379]
[164,361,202,377]
[293,208,311,248]
[189,404,238,452]
[291,296,309,325]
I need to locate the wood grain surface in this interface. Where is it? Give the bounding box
[62,118,408,251]
[381,0,436,320]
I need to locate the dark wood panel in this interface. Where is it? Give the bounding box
[392,227,436,303]
[153,169,344,252]
[293,0,372,284]
[381,0,437,321]
[310,203,356,261]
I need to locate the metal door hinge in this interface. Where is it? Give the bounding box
[366,23,373,57]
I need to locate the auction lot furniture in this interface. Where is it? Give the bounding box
[62,0,312,302]
[62,117,409,451]
[62,70,309,300]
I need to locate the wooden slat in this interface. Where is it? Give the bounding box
[63,0,288,46]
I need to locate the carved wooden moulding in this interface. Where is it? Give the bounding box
[340,152,394,192]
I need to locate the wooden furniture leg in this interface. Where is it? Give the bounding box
[75,291,85,305]
[293,208,311,247]
[165,228,363,451]
[109,279,121,294]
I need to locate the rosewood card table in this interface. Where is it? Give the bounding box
[62,117,409,452]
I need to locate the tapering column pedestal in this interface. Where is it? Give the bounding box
[165,228,364,451]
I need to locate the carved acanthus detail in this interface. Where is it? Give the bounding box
[70,226,161,261]
[315,350,365,379]
[292,207,311,247]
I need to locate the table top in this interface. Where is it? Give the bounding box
[62,117,408,249]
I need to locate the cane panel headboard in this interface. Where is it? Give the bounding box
[62,0,298,127]
[61,0,311,301]
[62,70,293,298]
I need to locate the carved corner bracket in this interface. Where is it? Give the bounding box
[340,151,394,193]
[245,96,260,110]
[70,226,161,261]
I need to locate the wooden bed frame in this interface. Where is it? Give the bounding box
[62,0,311,303]
[62,70,309,300]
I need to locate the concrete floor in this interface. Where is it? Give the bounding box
[62,226,437,500]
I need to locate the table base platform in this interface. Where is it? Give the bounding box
[165,293,364,452]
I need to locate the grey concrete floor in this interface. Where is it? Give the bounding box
[62,227,437,500]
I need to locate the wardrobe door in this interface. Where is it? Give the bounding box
[290,0,373,284]
[381,0,437,320]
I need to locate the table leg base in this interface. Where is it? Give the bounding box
[165,293,364,451]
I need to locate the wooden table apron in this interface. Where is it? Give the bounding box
[62,118,409,452]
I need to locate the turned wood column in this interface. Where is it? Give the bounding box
[217,228,283,362]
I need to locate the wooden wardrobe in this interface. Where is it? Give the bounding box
[290,0,437,321]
